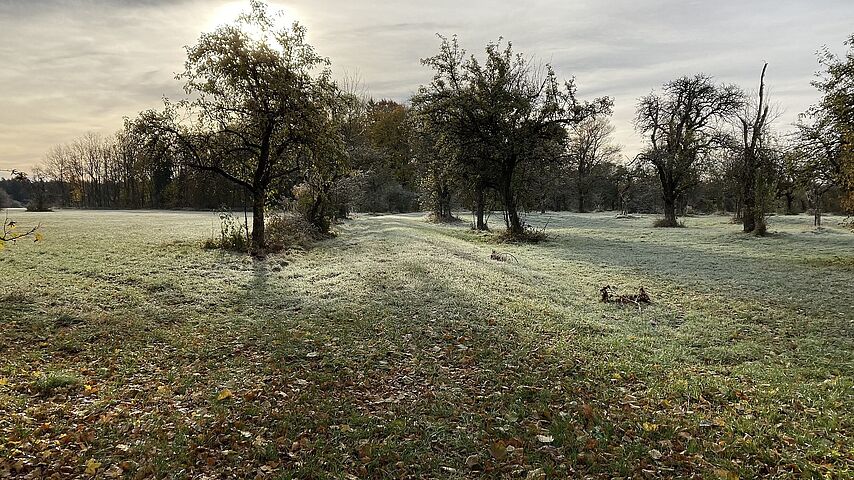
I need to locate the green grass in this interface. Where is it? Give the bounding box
[0,209,852,478]
[31,372,82,397]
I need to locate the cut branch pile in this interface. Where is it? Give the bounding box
[599,285,651,308]
[490,250,518,263]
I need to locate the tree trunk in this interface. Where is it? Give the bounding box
[814,190,822,227]
[785,192,794,215]
[578,192,586,213]
[434,180,453,221]
[655,166,679,227]
[662,193,678,227]
[251,189,266,255]
[501,179,523,236]
[308,195,328,233]
[475,185,487,230]
[742,165,757,233]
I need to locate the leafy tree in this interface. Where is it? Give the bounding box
[810,34,854,213]
[142,0,337,253]
[410,114,458,221]
[0,189,12,209]
[25,168,52,212]
[344,99,419,214]
[414,36,610,236]
[635,74,744,226]
[366,100,416,189]
[293,87,361,233]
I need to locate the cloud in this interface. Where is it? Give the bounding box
[1,0,853,170]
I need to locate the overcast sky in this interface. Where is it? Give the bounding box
[1,0,853,172]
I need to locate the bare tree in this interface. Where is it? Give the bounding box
[567,116,621,213]
[794,116,843,227]
[635,74,744,226]
[736,63,777,233]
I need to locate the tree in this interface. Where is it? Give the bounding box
[345,99,419,214]
[294,86,361,233]
[635,74,744,226]
[774,145,803,215]
[411,36,488,227]
[414,36,610,236]
[410,114,458,221]
[794,116,843,227]
[810,34,854,214]
[0,189,12,209]
[736,64,774,233]
[26,168,52,212]
[567,116,620,212]
[143,0,336,254]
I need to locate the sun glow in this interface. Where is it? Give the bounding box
[206,1,297,33]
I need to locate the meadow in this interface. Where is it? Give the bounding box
[1,209,852,479]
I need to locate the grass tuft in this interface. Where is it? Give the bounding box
[32,372,81,396]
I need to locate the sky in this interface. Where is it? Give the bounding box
[1,0,853,172]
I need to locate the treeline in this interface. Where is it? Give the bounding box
[4,1,853,248]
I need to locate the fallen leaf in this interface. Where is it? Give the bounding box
[649,449,662,460]
[536,434,554,443]
[581,403,594,419]
[489,441,507,460]
[104,464,124,478]
[525,468,546,480]
[714,468,739,480]
[84,458,102,475]
[216,388,233,401]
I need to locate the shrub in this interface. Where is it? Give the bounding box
[0,189,12,208]
[265,211,324,252]
[496,224,549,244]
[25,203,53,212]
[203,210,250,252]
[291,182,342,234]
[653,218,685,228]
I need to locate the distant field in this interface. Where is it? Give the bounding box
[1,209,852,479]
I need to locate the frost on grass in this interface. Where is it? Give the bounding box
[0,210,852,478]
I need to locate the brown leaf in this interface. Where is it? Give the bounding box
[489,441,507,460]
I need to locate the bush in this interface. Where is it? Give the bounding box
[204,209,327,254]
[265,211,324,252]
[653,218,685,228]
[343,172,420,213]
[496,224,549,244]
[0,189,12,208]
[203,210,250,252]
[291,183,341,234]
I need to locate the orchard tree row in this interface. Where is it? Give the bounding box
[5,0,853,252]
